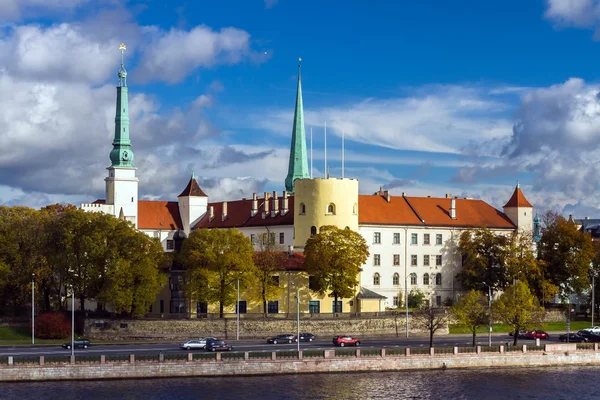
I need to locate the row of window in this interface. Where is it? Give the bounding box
[250,232,286,245]
[373,272,442,286]
[299,203,358,216]
[230,299,342,314]
[373,232,443,245]
[392,296,442,307]
[372,254,442,267]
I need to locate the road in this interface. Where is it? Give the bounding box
[0,333,566,358]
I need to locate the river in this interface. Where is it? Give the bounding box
[1,365,596,399]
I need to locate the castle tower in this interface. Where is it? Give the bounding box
[177,172,208,235]
[503,181,533,235]
[105,43,139,227]
[284,59,310,194]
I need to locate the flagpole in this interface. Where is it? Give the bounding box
[310,127,313,179]
[324,121,327,178]
[342,130,345,179]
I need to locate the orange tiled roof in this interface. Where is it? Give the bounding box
[138,200,183,230]
[358,195,423,226]
[177,177,208,197]
[194,197,295,229]
[503,186,533,208]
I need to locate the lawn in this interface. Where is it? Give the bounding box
[449,321,592,334]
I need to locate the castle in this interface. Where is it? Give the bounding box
[82,49,534,316]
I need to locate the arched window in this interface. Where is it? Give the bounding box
[393,273,400,286]
[353,203,358,215]
[436,273,442,286]
[300,203,306,215]
[310,226,317,235]
[410,273,417,285]
[327,203,336,215]
[423,273,430,285]
[345,226,350,230]
[373,273,380,286]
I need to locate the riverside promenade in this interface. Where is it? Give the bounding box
[0,343,599,382]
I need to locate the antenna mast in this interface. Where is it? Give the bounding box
[310,127,313,179]
[324,121,327,178]
[342,130,345,179]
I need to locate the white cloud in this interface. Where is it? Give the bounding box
[0,0,91,20]
[545,0,600,37]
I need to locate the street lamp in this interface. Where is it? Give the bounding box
[31,273,35,345]
[591,262,596,327]
[291,281,300,353]
[236,277,240,341]
[483,282,492,347]
[69,284,74,359]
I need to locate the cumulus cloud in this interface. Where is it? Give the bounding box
[0,0,91,20]
[545,0,600,37]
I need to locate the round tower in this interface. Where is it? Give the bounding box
[293,178,359,249]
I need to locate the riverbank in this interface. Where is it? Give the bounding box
[1,343,599,382]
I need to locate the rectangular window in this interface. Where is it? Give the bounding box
[309,276,318,291]
[332,301,343,313]
[393,254,400,266]
[271,275,280,287]
[279,232,285,244]
[160,300,164,314]
[436,296,442,307]
[148,304,153,313]
[373,254,381,266]
[411,255,417,266]
[436,255,442,266]
[309,300,320,314]
[374,232,381,244]
[424,255,430,266]
[393,296,399,307]
[411,233,418,245]
[166,240,174,250]
[267,301,279,314]
[410,274,417,285]
[393,232,400,244]
[423,234,430,245]
[236,300,247,314]
[196,302,208,314]
[250,234,256,244]
[269,232,276,245]
[436,234,443,245]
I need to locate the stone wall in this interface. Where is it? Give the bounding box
[86,315,430,340]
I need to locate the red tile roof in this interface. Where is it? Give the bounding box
[138,200,183,230]
[358,195,423,225]
[193,197,294,229]
[177,177,208,198]
[503,186,533,208]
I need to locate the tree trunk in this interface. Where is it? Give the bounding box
[472,329,476,347]
[262,285,267,315]
[513,330,518,346]
[429,330,434,348]
[79,294,85,312]
[43,288,51,312]
[219,278,225,319]
[334,293,339,313]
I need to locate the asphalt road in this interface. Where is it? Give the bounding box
[0,333,567,358]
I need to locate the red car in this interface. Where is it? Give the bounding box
[525,330,550,340]
[332,336,360,347]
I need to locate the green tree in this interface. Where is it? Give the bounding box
[492,281,545,346]
[181,228,256,318]
[304,225,369,308]
[456,228,509,294]
[412,307,449,348]
[451,290,489,346]
[407,289,426,309]
[252,233,286,315]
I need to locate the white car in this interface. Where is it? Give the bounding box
[180,337,217,350]
[582,326,600,334]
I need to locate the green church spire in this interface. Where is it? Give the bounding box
[285,59,310,193]
[109,43,134,168]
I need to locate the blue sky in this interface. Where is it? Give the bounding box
[2,0,600,216]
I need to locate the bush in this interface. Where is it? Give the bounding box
[35,312,71,339]
[408,289,426,309]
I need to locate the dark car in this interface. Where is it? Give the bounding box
[267,334,297,344]
[299,333,315,342]
[205,340,232,352]
[577,330,600,342]
[525,330,550,340]
[332,336,360,347]
[559,333,588,343]
[62,339,91,349]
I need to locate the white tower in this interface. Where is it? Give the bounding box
[177,173,208,235]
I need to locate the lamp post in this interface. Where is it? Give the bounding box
[593,272,596,327]
[69,284,74,359]
[31,273,35,345]
[291,282,300,353]
[236,278,240,341]
[483,282,492,347]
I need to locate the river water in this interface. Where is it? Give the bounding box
[1,365,596,399]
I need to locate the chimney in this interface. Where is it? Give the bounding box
[262,192,270,219]
[222,201,228,222]
[383,190,391,203]
[271,191,279,217]
[585,216,590,220]
[251,193,258,217]
[446,193,452,199]
[402,192,406,197]
[450,198,456,220]
[282,191,289,215]
[209,206,214,221]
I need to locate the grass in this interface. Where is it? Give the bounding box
[449,321,591,335]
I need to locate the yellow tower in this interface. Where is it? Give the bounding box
[293,178,359,249]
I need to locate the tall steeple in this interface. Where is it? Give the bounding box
[285,58,310,194]
[109,43,134,168]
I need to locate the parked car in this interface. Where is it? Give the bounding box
[525,330,550,340]
[267,334,297,344]
[62,339,91,349]
[332,336,360,347]
[577,330,600,342]
[581,326,600,334]
[299,333,315,342]
[559,333,588,343]
[205,340,232,352]
[180,338,217,350]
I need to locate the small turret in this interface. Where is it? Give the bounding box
[503,181,534,235]
[177,172,208,235]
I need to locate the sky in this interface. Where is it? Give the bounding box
[3,0,600,217]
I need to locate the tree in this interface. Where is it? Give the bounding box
[451,290,489,346]
[181,228,256,318]
[457,228,510,294]
[304,225,369,308]
[252,233,286,315]
[492,281,545,346]
[412,307,449,348]
[407,289,426,309]
[538,211,594,301]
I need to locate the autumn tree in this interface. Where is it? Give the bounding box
[451,290,489,346]
[412,307,449,348]
[181,228,256,318]
[304,225,369,308]
[492,281,545,346]
[457,228,509,294]
[253,233,286,315]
